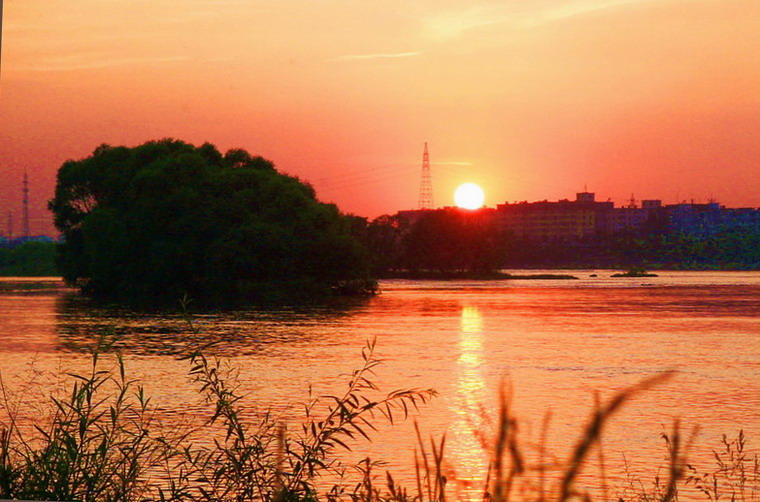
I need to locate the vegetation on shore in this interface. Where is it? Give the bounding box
[355,210,510,277]
[48,139,375,307]
[358,212,760,278]
[502,229,760,271]
[610,267,659,278]
[0,241,58,276]
[0,335,755,501]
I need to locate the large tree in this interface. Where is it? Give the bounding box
[49,139,373,306]
[398,209,508,274]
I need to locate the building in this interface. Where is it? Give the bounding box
[609,199,663,233]
[398,192,759,242]
[496,192,613,241]
[664,202,760,236]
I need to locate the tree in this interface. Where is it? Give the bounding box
[398,209,508,273]
[49,139,373,306]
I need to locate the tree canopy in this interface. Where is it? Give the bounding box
[357,209,509,276]
[49,139,373,306]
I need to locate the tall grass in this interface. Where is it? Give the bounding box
[0,334,436,501]
[0,349,179,501]
[169,335,436,501]
[0,334,756,502]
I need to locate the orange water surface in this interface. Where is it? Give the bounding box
[1,271,759,499]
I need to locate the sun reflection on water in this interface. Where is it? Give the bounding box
[451,304,490,493]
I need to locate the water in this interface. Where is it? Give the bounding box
[2,271,760,498]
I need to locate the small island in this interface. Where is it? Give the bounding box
[611,267,659,278]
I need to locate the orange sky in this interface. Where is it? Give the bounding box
[1,0,759,235]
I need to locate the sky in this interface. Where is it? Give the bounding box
[1,0,759,236]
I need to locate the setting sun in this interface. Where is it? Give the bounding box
[454,183,485,210]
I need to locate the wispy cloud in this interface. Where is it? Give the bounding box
[426,7,511,39]
[331,52,422,62]
[18,56,189,72]
[425,0,655,38]
[536,0,655,24]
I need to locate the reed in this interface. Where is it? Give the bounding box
[0,346,183,501]
[0,335,756,502]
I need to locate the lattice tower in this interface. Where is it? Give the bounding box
[627,194,637,208]
[418,142,433,209]
[22,170,30,239]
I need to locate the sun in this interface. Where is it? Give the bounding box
[454,183,485,209]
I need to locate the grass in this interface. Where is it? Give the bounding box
[0,334,756,501]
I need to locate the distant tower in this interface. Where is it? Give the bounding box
[0,0,4,79]
[627,194,637,208]
[6,211,12,241]
[22,170,30,239]
[418,142,433,209]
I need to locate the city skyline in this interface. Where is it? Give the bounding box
[2,167,756,242]
[1,0,759,234]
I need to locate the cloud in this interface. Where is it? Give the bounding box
[425,7,512,39]
[17,56,190,72]
[425,0,656,38]
[535,0,656,24]
[331,52,422,62]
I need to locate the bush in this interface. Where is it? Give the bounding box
[48,139,374,306]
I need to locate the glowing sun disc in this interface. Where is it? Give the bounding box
[454,183,485,209]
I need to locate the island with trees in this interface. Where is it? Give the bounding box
[48,139,375,306]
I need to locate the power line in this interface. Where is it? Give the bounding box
[312,162,411,187]
[316,165,412,192]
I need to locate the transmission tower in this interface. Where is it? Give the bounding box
[627,194,637,208]
[418,142,433,209]
[6,211,12,241]
[22,170,30,239]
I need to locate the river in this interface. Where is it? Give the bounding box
[1,271,759,499]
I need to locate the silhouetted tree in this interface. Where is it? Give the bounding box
[398,209,508,273]
[49,139,373,306]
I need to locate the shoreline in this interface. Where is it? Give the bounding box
[380,271,579,280]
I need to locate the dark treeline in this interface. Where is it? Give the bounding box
[352,210,509,276]
[0,241,58,276]
[506,229,760,269]
[356,211,760,274]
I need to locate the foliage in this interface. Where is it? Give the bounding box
[502,228,760,270]
[614,230,760,269]
[171,335,435,501]
[0,350,177,501]
[0,334,758,501]
[400,209,509,273]
[48,139,374,306]
[684,430,760,501]
[352,215,406,276]
[0,335,436,501]
[363,210,510,275]
[0,241,58,276]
